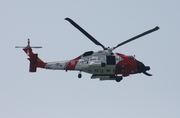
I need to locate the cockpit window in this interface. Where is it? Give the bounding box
[129,56,135,60]
[82,51,94,56]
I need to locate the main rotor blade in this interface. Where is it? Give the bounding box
[65,17,106,50]
[113,26,160,50]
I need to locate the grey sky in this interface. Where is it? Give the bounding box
[0,0,180,118]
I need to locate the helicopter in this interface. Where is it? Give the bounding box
[16,17,159,82]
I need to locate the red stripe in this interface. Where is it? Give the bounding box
[66,56,80,70]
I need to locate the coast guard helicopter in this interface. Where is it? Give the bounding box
[16,18,159,82]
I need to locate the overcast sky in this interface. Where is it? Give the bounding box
[0,0,180,118]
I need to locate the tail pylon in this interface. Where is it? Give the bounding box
[15,39,46,72]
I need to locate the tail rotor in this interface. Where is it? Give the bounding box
[15,39,46,72]
[15,39,42,55]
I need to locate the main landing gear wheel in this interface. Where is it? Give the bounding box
[78,73,82,78]
[115,76,123,82]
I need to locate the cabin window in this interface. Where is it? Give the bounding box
[99,56,105,62]
[106,56,116,65]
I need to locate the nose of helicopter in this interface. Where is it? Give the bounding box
[137,61,150,73]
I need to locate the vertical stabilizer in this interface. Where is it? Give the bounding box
[16,39,46,72]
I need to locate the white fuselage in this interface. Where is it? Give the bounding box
[44,50,123,75]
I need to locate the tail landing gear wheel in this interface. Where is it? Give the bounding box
[115,76,123,82]
[78,73,82,78]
